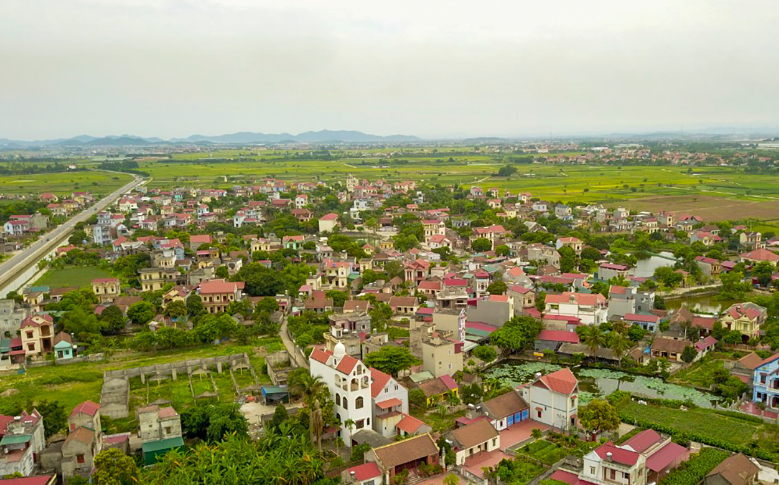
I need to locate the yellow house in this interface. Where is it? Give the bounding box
[720,302,767,338]
[418,376,459,406]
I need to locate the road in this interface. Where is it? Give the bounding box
[0,173,144,291]
[279,315,309,369]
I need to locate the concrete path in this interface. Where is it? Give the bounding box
[279,315,309,369]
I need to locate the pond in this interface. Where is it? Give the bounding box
[633,252,677,278]
[665,294,737,314]
[484,360,719,407]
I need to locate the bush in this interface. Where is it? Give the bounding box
[658,448,728,485]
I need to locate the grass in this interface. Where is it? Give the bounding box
[0,170,132,196]
[619,401,763,447]
[670,353,727,389]
[0,338,281,415]
[33,265,111,289]
[518,440,567,466]
[409,406,466,433]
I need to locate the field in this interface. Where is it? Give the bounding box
[136,156,779,223]
[0,170,133,196]
[0,338,282,416]
[33,266,111,289]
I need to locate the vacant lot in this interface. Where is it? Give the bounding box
[34,266,111,289]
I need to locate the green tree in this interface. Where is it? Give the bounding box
[127,300,155,325]
[186,293,205,317]
[93,448,138,485]
[581,325,606,357]
[255,297,279,314]
[558,246,576,273]
[100,305,125,335]
[495,245,511,257]
[364,347,418,376]
[578,399,620,437]
[181,403,249,443]
[681,345,697,363]
[490,316,543,353]
[37,400,66,439]
[487,280,507,295]
[609,332,632,365]
[471,345,497,363]
[471,238,492,252]
[163,300,187,320]
[326,290,349,308]
[497,165,517,177]
[232,263,286,296]
[216,266,230,279]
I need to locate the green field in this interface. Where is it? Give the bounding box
[0,338,282,416]
[0,170,132,196]
[33,266,111,289]
[136,157,779,222]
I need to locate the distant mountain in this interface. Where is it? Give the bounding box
[174,130,420,144]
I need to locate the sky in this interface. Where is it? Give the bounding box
[1,0,778,140]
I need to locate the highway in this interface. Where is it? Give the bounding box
[0,174,144,292]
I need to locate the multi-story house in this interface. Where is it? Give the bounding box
[91,278,120,303]
[20,314,54,357]
[752,353,779,409]
[422,220,445,242]
[370,367,409,438]
[137,405,182,443]
[720,302,767,339]
[62,401,102,482]
[545,292,608,326]
[198,279,245,314]
[0,299,27,337]
[0,410,45,477]
[309,346,372,446]
[519,367,578,430]
[421,335,463,378]
[579,442,648,485]
[556,237,583,255]
[138,267,181,292]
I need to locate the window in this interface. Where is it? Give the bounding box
[610,469,616,480]
[537,410,542,418]
[336,394,341,406]
[26,331,33,339]
[590,467,595,475]
[343,399,348,410]
[356,419,364,429]
[165,427,172,434]
[394,385,398,391]
[356,397,364,409]
[77,454,85,464]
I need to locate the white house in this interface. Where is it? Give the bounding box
[319,213,339,233]
[309,345,372,446]
[544,292,608,326]
[580,441,647,485]
[520,367,578,430]
[445,419,500,466]
[370,367,409,438]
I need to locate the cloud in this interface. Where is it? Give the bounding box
[0,0,777,139]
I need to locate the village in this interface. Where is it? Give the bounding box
[2,172,779,485]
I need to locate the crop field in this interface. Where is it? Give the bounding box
[0,170,133,196]
[0,338,281,416]
[137,156,779,222]
[33,266,111,289]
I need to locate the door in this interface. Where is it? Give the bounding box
[507,415,514,426]
[521,409,529,420]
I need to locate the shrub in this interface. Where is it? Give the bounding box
[658,448,728,485]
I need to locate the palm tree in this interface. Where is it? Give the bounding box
[583,325,606,358]
[609,332,632,367]
[343,419,355,443]
[293,373,324,405]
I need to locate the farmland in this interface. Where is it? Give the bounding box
[0,170,133,197]
[135,156,779,224]
[33,265,111,289]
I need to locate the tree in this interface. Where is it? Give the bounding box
[268,404,289,433]
[232,263,286,296]
[495,245,511,257]
[654,266,683,288]
[559,246,576,273]
[471,345,497,363]
[627,325,645,342]
[753,261,774,287]
[326,290,349,308]
[497,165,517,177]
[581,325,606,357]
[186,293,205,317]
[443,474,460,485]
[289,372,324,406]
[364,347,418,376]
[578,399,620,438]
[681,345,697,363]
[164,300,187,320]
[93,448,138,485]
[127,301,155,325]
[720,271,752,300]
[255,297,279,314]
[487,280,507,295]
[490,316,543,353]
[181,403,249,442]
[100,305,125,335]
[37,400,66,439]
[471,238,492,252]
[409,388,427,408]
[531,428,543,440]
[609,332,632,365]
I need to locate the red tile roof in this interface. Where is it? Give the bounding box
[376,398,403,410]
[0,476,55,485]
[345,462,381,481]
[395,414,427,434]
[440,374,458,391]
[309,348,332,365]
[536,330,580,344]
[70,400,100,417]
[335,355,359,375]
[624,313,659,323]
[646,442,688,472]
[622,429,662,453]
[199,279,245,294]
[594,441,640,466]
[537,367,577,395]
[370,367,393,398]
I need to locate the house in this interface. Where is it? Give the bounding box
[599,263,630,281]
[752,353,779,408]
[0,410,45,477]
[467,295,514,327]
[365,433,439,483]
[720,303,767,339]
[342,462,383,485]
[19,314,54,357]
[481,390,529,431]
[534,329,580,352]
[388,296,418,316]
[370,367,409,438]
[556,237,583,255]
[545,292,608,326]
[309,346,372,446]
[732,352,763,386]
[319,213,339,233]
[739,248,779,265]
[189,234,212,250]
[198,279,245,314]
[53,332,75,361]
[621,429,689,483]
[91,278,120,303]
[446,419,500,466]
[650,337,689,362]
[62,401,102,481]
[624,313,660,333]
[421,336,463,378]
[705,453,759,485]
[580,441,648,485]
[137,405,182,443]
[519,367,578,430]
[418,375,458,406]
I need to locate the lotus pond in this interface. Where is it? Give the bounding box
[484,361,719,407]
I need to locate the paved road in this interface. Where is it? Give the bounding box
[0,174,144,290]
[279,315,309,369]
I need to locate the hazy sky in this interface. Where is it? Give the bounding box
[1,0,778,140]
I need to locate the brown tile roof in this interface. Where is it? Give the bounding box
[448,419,498,450]
[418,378,450,398]
[65,426,95,445]
[372,433,438,470]
[706,453,759,485]
[651,337,689,354]
[738,352,764,370]
[482,391,528,420]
